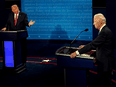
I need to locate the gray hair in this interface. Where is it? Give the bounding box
[94,13,106,23]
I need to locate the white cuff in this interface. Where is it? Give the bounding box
[76,50,80,55]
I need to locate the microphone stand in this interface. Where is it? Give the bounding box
[68,30,85,54]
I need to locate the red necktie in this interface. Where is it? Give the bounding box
[15,13,17,26]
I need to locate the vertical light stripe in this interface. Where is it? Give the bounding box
[4,41,14,67]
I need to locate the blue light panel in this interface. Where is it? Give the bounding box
[4,41,14,67]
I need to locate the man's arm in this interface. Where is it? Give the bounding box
[70,30,106,58]
[24,13,35,27]
[1,13,11,31]
[78,30,106,54]
[24,14,30,27]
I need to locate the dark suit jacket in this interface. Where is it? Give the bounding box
[5,12,29,36]
[78,25,114,72]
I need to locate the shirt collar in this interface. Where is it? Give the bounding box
[99,24,106,33]
[14,11,20,14]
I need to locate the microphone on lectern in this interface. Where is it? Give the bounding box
[84,29,88,31]
[65,29,89,54]
[70,29,89,46]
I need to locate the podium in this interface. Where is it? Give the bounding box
[0,30,28,74]
[56,46,95,87]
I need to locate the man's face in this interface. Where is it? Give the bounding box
[93,17,100,29]
[11,5,19,13]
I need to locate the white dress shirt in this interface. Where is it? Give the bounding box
[76,24,106,55]
[14,11,20,19]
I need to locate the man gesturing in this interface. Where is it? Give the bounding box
[1,4,35,31]
[1,4,35,65]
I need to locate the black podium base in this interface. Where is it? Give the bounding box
[1,64,26,74]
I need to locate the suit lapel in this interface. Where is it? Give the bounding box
[17,12,22,26]
[11,12,15,25]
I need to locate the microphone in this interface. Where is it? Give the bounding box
[67,29,88,54]
[70,29,88,45]
[84,29,88,31]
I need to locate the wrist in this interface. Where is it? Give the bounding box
[76,51,80,55]
[28,23,30,27]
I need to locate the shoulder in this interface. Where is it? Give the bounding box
[102,25,112,33]
[105,26,112,33]
[20,12,27,16]
[102,26,113,37]
[9,12,13,16]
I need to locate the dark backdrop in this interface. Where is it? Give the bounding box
[106,0,116,48]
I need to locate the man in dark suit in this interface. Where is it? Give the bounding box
[1,4,35,31]
[70,13,114,87]
[1,4,35,65]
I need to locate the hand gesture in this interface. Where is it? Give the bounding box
[29,20,35,26]
[70,52,77,58]
[79,45,85,49]
[1,27,6,31]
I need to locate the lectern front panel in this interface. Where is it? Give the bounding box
[4,41,14,67]
[0,30,27,73]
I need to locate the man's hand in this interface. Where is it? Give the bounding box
[79,45,85,49]
[29,20,35,26]
[1,27,6,31]
[70,52,77,58]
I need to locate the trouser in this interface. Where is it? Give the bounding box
[21,37,27,64]
[96,70,112,87]
[92,63,112,87]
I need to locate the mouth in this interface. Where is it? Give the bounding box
[12,9,18,13]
